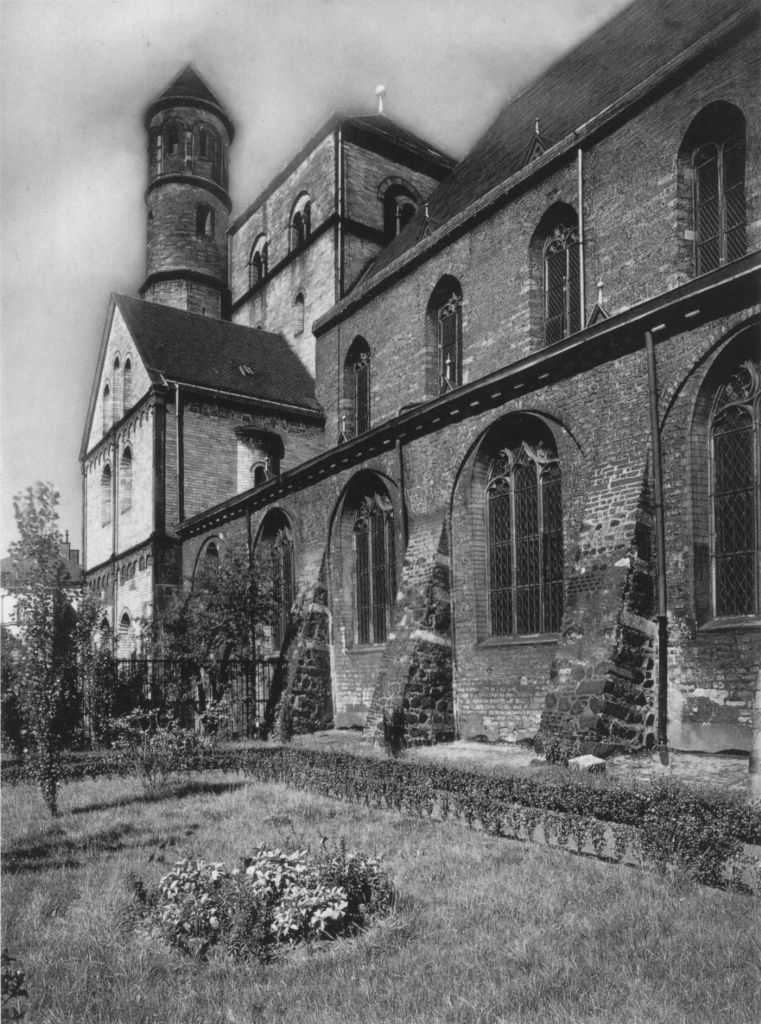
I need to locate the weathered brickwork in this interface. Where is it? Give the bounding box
[84,10,760,754]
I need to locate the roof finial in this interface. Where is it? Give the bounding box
[534,118,541,136]
[597,279,604,305]
[375,84,386,115]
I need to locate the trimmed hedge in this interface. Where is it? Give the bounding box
[4,745,759,886]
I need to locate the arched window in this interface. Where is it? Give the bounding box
[118,611,133,657]
[486,434,563,636]
[252,463,268,486]
[544,222,580,344]
[196,204,214,239]
[103,383,111,433]
[101,464,112,526]
[123,358,132,410]
[682,103,746,276]
[165,122,181,157]
[120,446,133,514]
[249,235,269,287]
[382,185,417,241]
[293,292,305,335]
[290,195,312,250]
[343,337,371,438]
[354,490,396,645]
[427,277,463,393]
[256,511,296,651]
[205,541,219,564]
[709,359,760,618]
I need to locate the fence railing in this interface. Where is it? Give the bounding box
[82,658,276,744]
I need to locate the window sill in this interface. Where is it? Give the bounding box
[698,616,761,633]
[478,633,560,649]
[347,644,386,655]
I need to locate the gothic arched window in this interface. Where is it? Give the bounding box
[487,440,563,636]
[710,360,760,618]
[689,105,746,276]
[544,223,580,345]
[343,337,371,438]
[427,276,463,393]
[256,512,295,651]
[354,492,396,645]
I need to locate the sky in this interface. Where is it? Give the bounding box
[0,0,632,556]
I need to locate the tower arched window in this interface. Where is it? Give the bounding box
[196,204,214,239]
[256,511,296,651]
[120,446,133,514]
[101,464,112,527]
[249,235,269,287]
[486,435,563,636]
[290,195,312,250]
[682,103,746,276]
[343,337,371,438]
[543,222,580,345]
[118,611,133,657]
[382,185,417,241]
[427,277,463,394]
[709,359,760,618]
[293,292,305,335]
[123,358,132,410]
[354,491,396,645]
[165,123,181,157]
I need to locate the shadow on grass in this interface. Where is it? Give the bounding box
[67,778,248,816]
[4,782,249,875]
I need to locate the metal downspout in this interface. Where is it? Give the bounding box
[645,330,668,749]
[577,148,586,325]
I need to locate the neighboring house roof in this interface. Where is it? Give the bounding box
[230,111,455,234]
[362,0,753,285]
[114,295,321,412]
[1,545,83,590]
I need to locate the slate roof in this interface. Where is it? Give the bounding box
[363,0,753,284]
[114,295,321,413]
[343,114,456,169]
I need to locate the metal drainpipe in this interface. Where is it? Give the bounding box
[645,329,668,750]
[577,148,586,326]
[175,382,183,522]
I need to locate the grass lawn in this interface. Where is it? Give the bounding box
[2,771,760,1024]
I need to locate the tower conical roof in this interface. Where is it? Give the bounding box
[144,65,234,138]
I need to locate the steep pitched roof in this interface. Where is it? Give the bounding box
[144,64,234,137]
[113,295,321,413]
[342,114,456,170]
[362,0,753,284]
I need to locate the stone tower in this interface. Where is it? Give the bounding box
[141,66,234,318]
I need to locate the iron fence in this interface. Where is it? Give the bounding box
[81,657,275,745]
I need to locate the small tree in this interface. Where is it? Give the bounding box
[8,483,81,814]
[152,541,277,698]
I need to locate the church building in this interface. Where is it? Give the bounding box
[81,0,760,756]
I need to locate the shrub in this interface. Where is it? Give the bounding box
[135,844,394,961]
[638,778,748,886]
[382,706,406,759]
[112,709,203,790]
